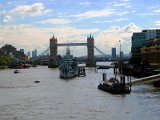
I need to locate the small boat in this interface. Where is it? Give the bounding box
[98,73,131,94]
[59,47,79,79]
[34,80,40,83]
[14,69,20,74]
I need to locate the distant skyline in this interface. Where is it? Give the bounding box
[0,0,160,56]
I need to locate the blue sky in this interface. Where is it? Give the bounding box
[0,0,160,56]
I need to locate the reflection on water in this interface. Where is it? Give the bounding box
[0,64,160,120]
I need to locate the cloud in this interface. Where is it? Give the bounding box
[94,18,129,23]
[107,0,131,8]
[94,20,113,23]
[114,18,129,22]
[137,13,154,16]
[116,11,128,16]
[39,19,71,24]
[54,27,99,35]
[95,23,141,53]
[0,25,49,51]
[80,1,93,6]
[148,6,160,15]
[10,3,51,16]
[0,25,100,55]
[155,20,160,26]
[0,9,7,15]
[148,5,159,9]
[121,0,130,2]
[0,23,142,55]
[3,15,12,23]
[71,9,115,20]
[154,9,160,13]
[113,2,128,7]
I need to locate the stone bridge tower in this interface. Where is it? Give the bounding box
[86,35,96,67]
[48,35,58,68]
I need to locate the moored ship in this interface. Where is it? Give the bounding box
[59,47,79,79]
[98,73,131,94]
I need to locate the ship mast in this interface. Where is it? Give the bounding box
[66,40,70,55]
[66,47,70,55]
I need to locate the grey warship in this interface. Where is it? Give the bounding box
[59,47,79,79]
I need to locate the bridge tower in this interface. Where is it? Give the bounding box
[86,35,96,67]
[48,35,58,68]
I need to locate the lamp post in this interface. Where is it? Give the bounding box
[119,40,121,59]
[119,40,122,73]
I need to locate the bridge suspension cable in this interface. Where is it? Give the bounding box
[94,46,110,58]
[38,45,110,58]
[39,47,50,56]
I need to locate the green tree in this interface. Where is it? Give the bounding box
[0,56,10,66]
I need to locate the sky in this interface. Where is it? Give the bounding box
[0,0,160,56]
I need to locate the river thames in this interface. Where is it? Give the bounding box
[0,64,160,120]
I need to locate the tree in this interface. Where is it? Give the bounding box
[0,56,10,66]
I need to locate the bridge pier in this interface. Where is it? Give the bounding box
[48,35,59,68]
[86,35,96,67]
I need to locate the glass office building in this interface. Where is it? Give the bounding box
[131,29,160,58]
[142,29,160,40]
[112,47,116,60]
[131,32,147,58]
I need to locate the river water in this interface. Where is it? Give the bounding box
[0,63,160,120]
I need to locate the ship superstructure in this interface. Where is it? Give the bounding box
[59,47,79,78]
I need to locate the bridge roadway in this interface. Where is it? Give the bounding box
[51,43,87,46]
[131,74,160,85]
[39,43,111,60]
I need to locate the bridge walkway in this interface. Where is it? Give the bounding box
[131,74,160,85]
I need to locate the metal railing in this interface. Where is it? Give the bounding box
[131,74,160,85]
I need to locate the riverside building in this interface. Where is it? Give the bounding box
[131,32,146,58]
[131,29,160,58]
[141,37,160,68]
[111,47,116,60]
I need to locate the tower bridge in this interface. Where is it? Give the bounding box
[36,34,111,67]
[49,35,96,68]
[52,43,87,46]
